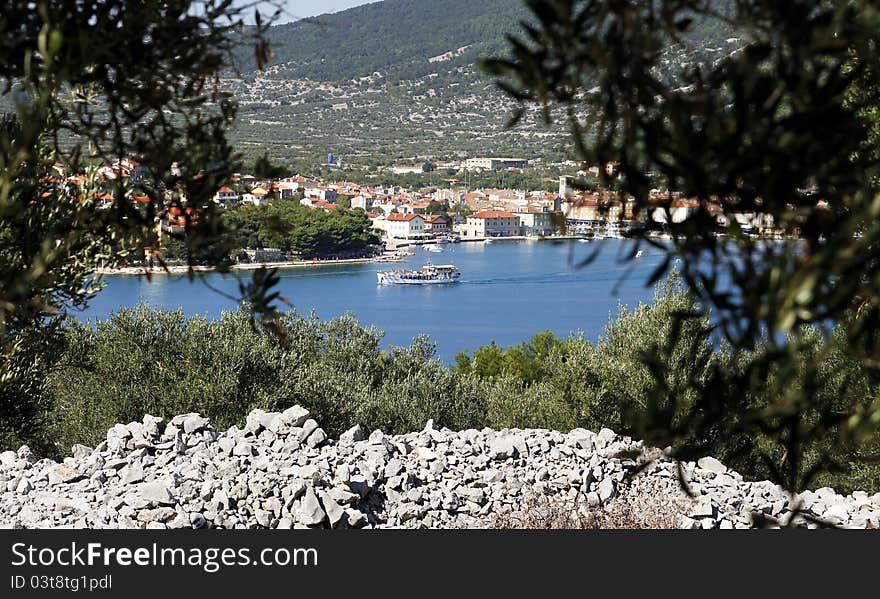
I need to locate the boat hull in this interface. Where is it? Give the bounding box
[377,272,460,285]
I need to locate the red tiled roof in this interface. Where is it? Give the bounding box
[469,210,517,219]
[386,213,422,221]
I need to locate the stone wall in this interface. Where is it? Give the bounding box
[1,407,878,529]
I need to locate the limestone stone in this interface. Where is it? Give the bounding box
[140,482,174,506]
[49,464,82,485]
[339,425,365,444]
[488,436,517,460]
[1,404,875,531]
[297,488,326,526]
[183,414,210,434]
[697,456,727,474]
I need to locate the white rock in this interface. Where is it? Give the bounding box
[120,462,145,485]
[183,414,210,434]
[71,444,93,459]
[16,478,32,495]
[281,405,310,427]
[0,450,17,468]
[822,503,850,526]
[697,456,727,474]
[488,436,517,460]
[319,490,346,528]
[597,477,616,502]
[691,496,715,518]
[339,425,365,444]
[306,428,327,448]
[297,488,326,526]
[345,508,367,528]
[140,482,174,506]
[48,464,82,485]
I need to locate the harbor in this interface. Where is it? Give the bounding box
[77,238,667,363]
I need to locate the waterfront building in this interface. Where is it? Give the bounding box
[516,207,559,236]
[422,214,451,234]
[378,213,426,239]
[462,210,520,238]
[650,198,700,224]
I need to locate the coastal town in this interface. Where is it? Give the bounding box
[215,158,778,244]
[44,154,782,275]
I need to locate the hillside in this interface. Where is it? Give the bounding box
[263,0,531,83]
[0,1,737,165]
[0,1,738,166]
[225,0,547,164]
[225,0,739,165]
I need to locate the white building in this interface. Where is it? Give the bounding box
[213,186,239,206]
[716,211,776,232]
[391,165,425,175]
[351,195,374,211]
[241,187,270,206]
[516,207,558,236]
[377,213,425,239]
[462,210,520,238]
[304,187,339,203]
[465,157,529,171]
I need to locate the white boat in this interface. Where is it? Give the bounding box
[377,263,461,285]
[424,244,444,253]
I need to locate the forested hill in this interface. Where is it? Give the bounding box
[261,0,530,83]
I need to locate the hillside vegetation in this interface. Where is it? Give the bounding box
[263,0,530,83]
[226,0,737,163]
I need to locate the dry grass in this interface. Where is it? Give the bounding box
[492,491,686,530]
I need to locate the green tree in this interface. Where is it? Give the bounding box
[425,200,450,215]
[454,330,562,383]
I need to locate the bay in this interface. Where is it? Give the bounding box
[76,238,666,363]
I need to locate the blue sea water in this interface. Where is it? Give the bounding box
[76,239,668,363]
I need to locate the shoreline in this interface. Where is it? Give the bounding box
[95,255,404,277]
[95,236,590,276]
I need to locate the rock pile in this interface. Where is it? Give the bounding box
[1,407,878,529]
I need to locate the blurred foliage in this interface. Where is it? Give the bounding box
[482,0,880,494]
[0,1,281,447]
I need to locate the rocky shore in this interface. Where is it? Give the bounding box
[1,407,878,529]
